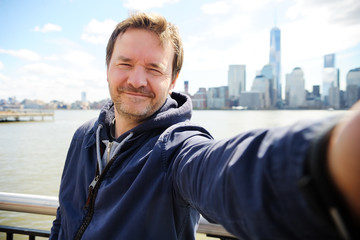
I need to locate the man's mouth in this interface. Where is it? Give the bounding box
[117,87,154,98]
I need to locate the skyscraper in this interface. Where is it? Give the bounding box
[81,92,87,102]
[285,67,305,108]
[228,65,246,104]
[322,53,339,106]
[324,53,335,68]
[346,67,360,107]
[251,74,271,109]
[269,27,281,105]
[184,80,189,95]
[261,64,276,107]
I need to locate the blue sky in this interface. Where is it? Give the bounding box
[0,0,359,102]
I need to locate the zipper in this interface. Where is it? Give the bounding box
[84,175,99,209]
[74,155,116,240]
[74,133,133,239]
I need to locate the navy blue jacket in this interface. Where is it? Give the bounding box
[50,92,341,239]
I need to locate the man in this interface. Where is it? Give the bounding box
[50,12,360,239]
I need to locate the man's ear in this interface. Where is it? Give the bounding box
[169,73,179,94]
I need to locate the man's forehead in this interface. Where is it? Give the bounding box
[114,29,174,66]
[117,28,173,49]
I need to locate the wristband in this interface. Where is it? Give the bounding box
[298,122,359,240]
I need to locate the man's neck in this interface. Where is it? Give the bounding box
[114,112,143,138]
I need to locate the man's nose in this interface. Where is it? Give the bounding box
[127,66,147,88]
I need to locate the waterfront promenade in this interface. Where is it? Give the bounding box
[0,109,54,122]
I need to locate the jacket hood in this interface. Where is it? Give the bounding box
[91,92,192,143]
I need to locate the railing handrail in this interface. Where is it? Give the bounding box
[0,192,58,216]
[0,192,237,239]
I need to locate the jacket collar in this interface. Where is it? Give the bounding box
[85,92,192,148]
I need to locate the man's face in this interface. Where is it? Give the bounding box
[107,28,176,122]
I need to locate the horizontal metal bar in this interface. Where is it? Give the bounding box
[0,192,237,238]
[0,225,50,238]
[0,192,58,216]
[198,218,237,238]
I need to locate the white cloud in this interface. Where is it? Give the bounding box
[44,55,59,61]
[0,72,9,81]
[298,0,360,25]
[123,0,179,11]
[278,0,360,89]
[0,48,41,61]
[15,53,107,102]
[62,50,96,67]
[22,62,65,76]
[81,19,117,45]
[201,1,231,15]
[229,0,272,12]
[201,0,273,15]
[283,0,360,62]
[207,14,252,38]
[34,23,62,32]
[0,61,4,70]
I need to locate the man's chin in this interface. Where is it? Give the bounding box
[115,105,154,122]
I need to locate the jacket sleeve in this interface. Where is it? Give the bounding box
[170,119,342,240]
[49,206,61,239]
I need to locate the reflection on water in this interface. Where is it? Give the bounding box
[0,109,346,235]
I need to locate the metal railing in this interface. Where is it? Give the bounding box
[0,192,237,239]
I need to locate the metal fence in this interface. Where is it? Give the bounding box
[0,192,237,239]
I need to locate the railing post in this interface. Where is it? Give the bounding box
[7,233,13,240]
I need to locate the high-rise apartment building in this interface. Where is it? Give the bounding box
[346,67,360,107]
[328,85,340,109]
[261,64,276,107]
[184,80,189,95]
[322,53,339,106]
[81,92,87,102]
[285,67,305,108]
[269,27,281,104]
[207,86,229,109]
[312,85,320,98]
[192,88,207,109]
[251,74,271,109]
[228,65,246,104]
[324,53,335,68]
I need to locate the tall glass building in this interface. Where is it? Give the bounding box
[346,67,360,107]
[322,53,339,106]
[251,74,271,109]
[285,67,305,108]
[324,54,335,68]
[269,27,281,105]
[261,64,276,107]
[228,64,246,102]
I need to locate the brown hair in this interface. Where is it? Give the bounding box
[106,12,183,81]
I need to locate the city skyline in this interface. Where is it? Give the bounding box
[1,0,360,102]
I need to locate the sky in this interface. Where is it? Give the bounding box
[0,0,359,103]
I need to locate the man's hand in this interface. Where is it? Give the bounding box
[328,101,360,221]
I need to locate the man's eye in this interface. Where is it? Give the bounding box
[148,68,162,75]
[118,63,132,69]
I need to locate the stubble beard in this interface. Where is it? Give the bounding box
[113,86,160,123]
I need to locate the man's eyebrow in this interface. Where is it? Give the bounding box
[148,62,165,69]
[117,55,131,62]
[117,55,166,69]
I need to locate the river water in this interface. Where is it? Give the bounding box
[0,109,346,237]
